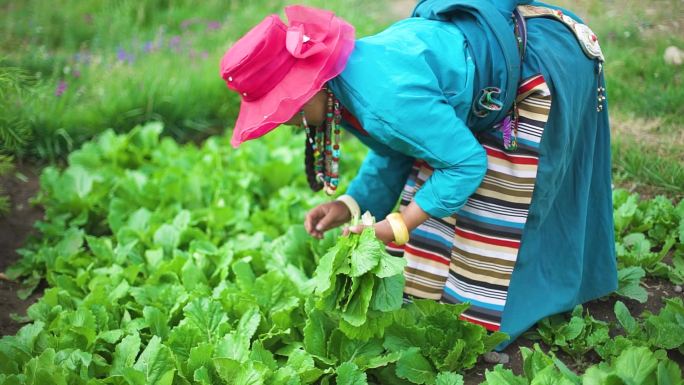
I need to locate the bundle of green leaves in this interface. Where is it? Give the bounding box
[312,226,407,331]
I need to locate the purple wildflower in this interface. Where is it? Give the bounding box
[73,70,81,78]
[169,36,181,48]
[55,81,67,97]
[181,18,197,29]
[143,41,154,53]
[116,47,136,64]
[117,47,128,62]
[207,21,221,30]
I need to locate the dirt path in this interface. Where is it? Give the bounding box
[0,163,43,336]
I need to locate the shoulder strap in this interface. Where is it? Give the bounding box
[517,5,605,62]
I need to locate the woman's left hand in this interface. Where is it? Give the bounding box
[344,219,395,244]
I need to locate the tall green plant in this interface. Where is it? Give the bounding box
[0,66,32,214]
[0,66,32,156]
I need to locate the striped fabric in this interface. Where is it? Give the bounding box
[391,75,552,331]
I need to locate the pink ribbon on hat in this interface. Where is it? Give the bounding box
[285,24,326,58]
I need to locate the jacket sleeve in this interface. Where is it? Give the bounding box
[359,94,488,219]
[328,20,485,218]
[346,148,415,219]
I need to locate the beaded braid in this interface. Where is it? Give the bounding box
[301,86,341,195]
[304,124,323,192]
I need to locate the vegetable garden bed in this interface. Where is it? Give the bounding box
[0,124,682,385]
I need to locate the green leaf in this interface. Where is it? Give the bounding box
[339,311,394,341]
[143,306,169,339]
[112,333,141,375]
[520,345,554,382]
[216,332,249,362]
[435,372,464,385]
[270,367,302,385]
[187,342,213,377]
[614,347,658,385]
[65,165,99,199]
[616,266,648,303]
[127,208,152,233]
[582,367,627,385]
[213,357,241,383]
[237,306,261,342]
[644,297,684,350]
[183,298,227,343]
[153,224,180,251]
[561,315,585,341]
[303,309,334,361]
[132,336,176,385]
[56,227,84,257]
[337,362,368,385]
[194,365,213,385]
[396,347,436,385]
[349,229,384,277]
[370,275,405,312]
[22,348,68,385]
[656,359,683,385]
[341,275,375,327]
[482,365,527,385]
[312,244,341,295]
[14,321,45,355]
[287,349,324,384]
[250,341,278,371]
[98,329,124,344]
[232,259,256,291]
[181,257,208,289]
[613,301,638,335]
[373,253,407,278]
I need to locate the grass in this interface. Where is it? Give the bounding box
[0,0,682,198]
[556,0,683,127]
[553,0,683,197]
[0,0,395,160]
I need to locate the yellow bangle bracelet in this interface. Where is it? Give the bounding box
[386,213,409,246]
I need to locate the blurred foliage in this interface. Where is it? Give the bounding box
[0,0,395,160]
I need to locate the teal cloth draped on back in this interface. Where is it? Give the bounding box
[497,6,617,348]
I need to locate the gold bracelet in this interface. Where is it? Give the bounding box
[386,212,409,245]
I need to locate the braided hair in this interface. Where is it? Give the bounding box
[304,126,323,192]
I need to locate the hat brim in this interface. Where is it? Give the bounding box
[229,16,355,148]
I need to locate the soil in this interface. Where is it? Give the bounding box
[1,164,682,382]
[0,162,43,336]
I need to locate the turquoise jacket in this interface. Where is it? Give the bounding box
[328,18,485,219]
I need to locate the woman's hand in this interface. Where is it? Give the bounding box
[345,219,395,244]
[305,201,351,239]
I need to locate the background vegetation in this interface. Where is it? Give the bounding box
[0,0,682,383]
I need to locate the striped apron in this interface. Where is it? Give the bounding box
[387,75,552,331]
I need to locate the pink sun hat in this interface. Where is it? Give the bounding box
[220,5,355,148]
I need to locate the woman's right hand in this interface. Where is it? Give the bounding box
[304,201,351,239]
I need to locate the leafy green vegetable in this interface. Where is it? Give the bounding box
[484,343,682,385]
[612,189,684,286]
[616,266,649,303]
[1,125,506,385]
[313,226,407,328]
[529,305,609,365]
